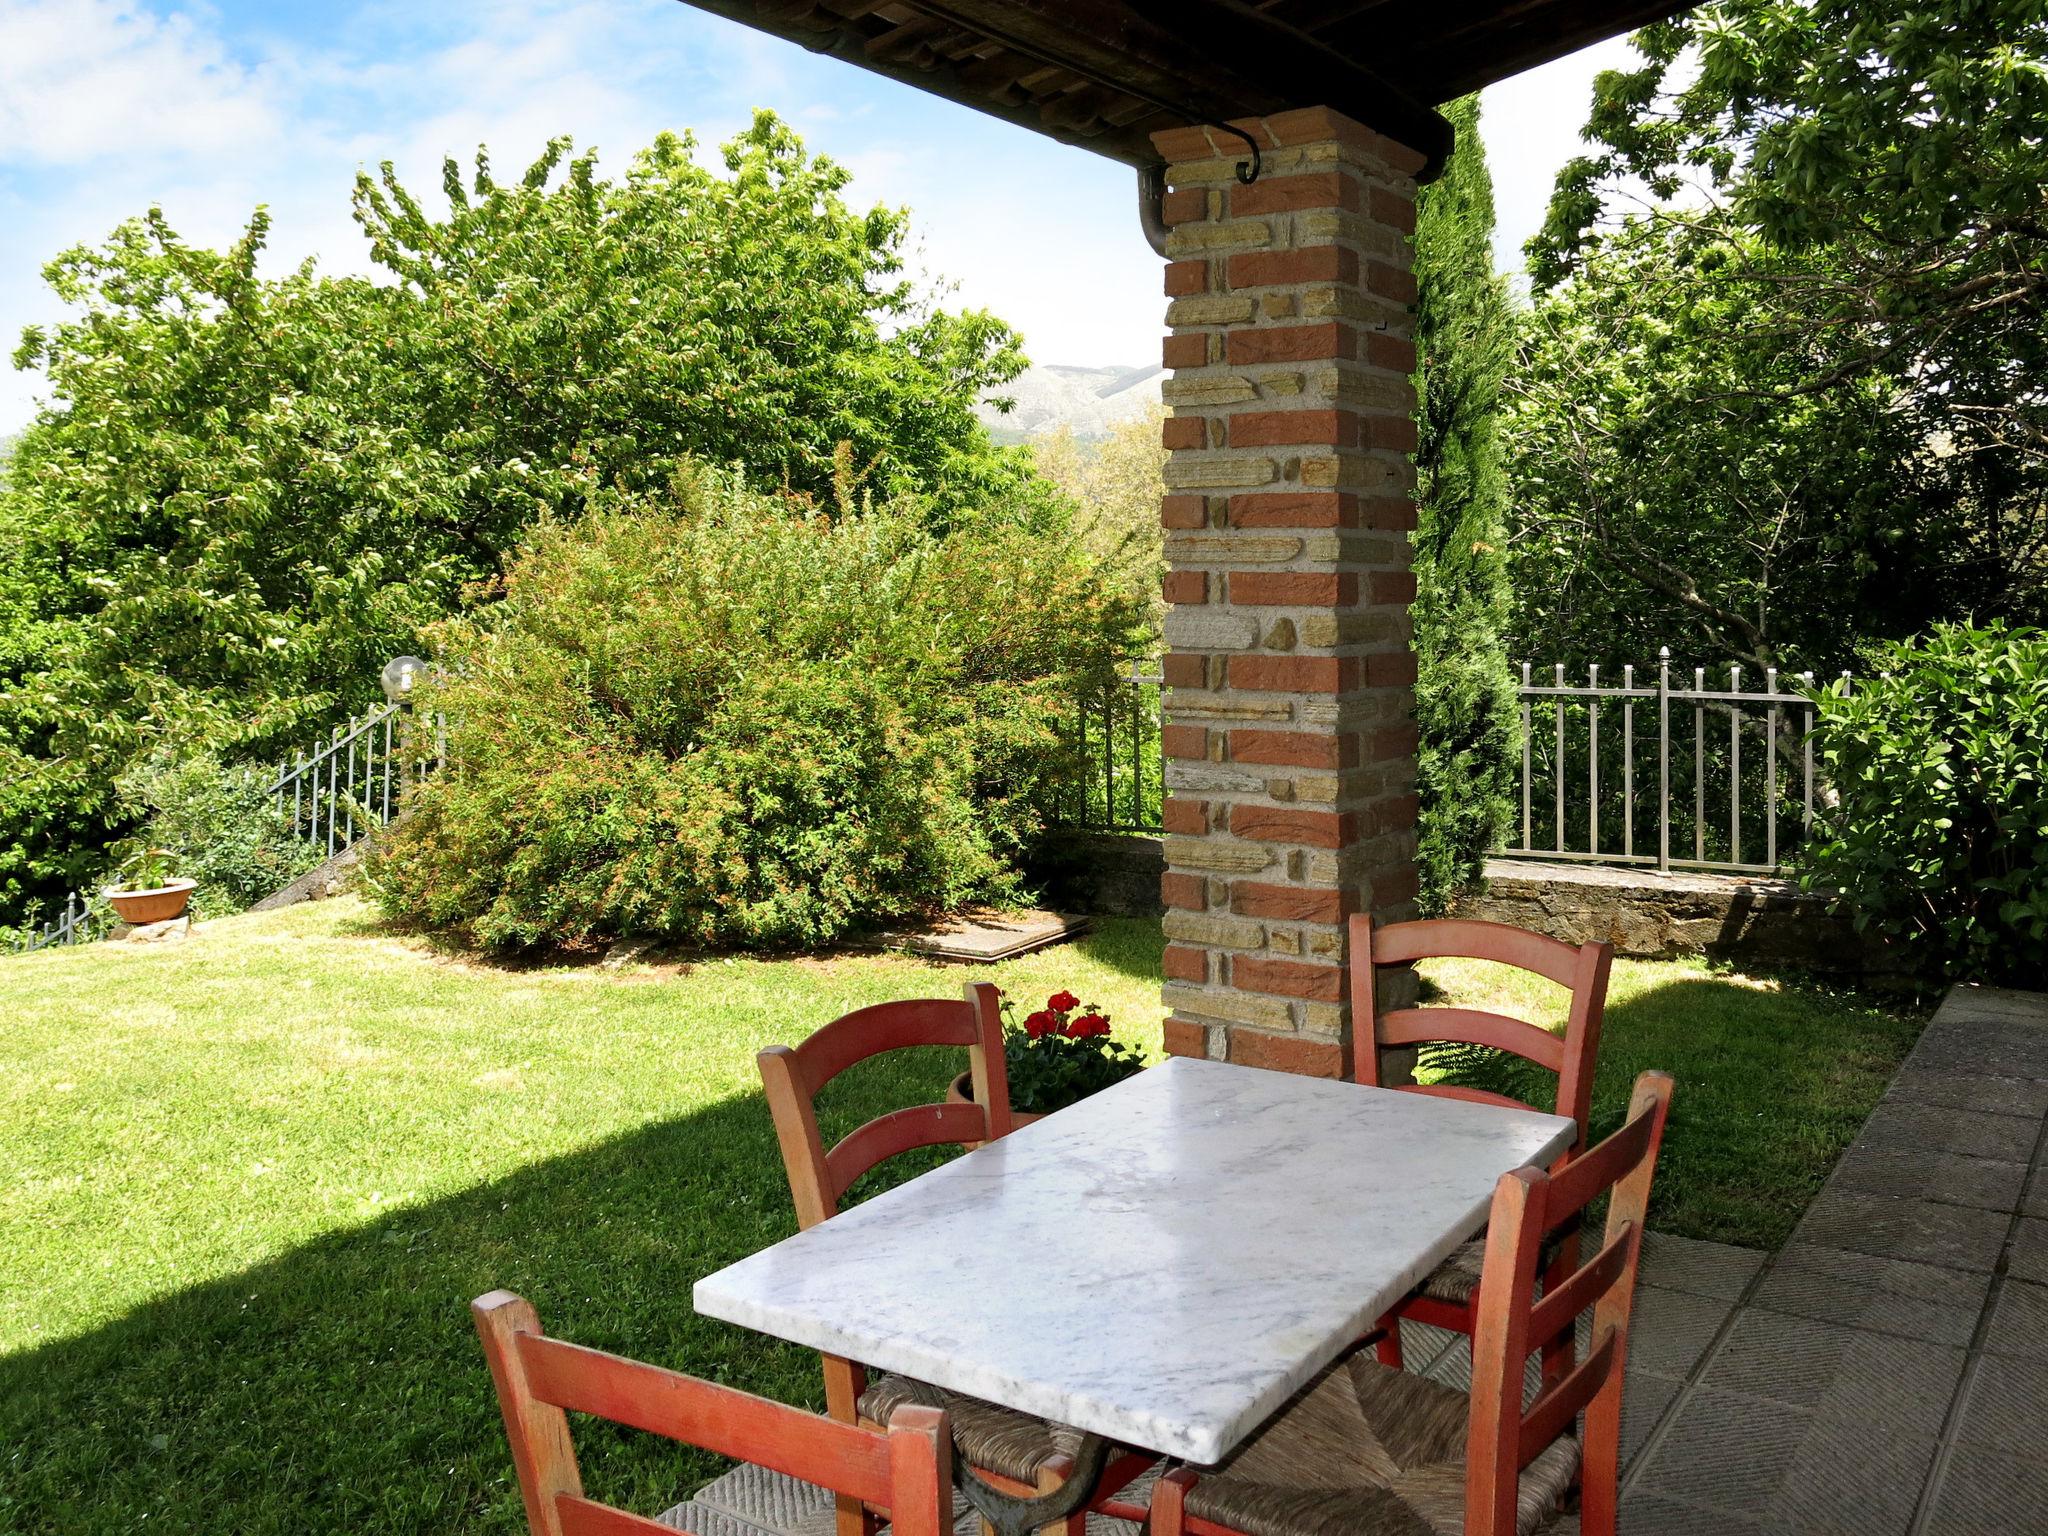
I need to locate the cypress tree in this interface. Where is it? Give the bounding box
[1411,95,1518,912]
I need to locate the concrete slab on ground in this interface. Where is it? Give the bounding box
[867,908,1091,964]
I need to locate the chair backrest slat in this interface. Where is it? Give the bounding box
[515,1331,894,1503]
[1463,1071,1675,1536]
[475,1291,953,1536]
[1524,1222,1634,1351]
[783,998,984,1098]
[1516,1328,1620,1471]
[1368,917,1584,986]
[1377,1006,1567,1071]
[1542,1105,1660,1224]
[825,1103,991,1204]
[1399,1083,1533,1114]
[1350,914,1612,1147]
[760,981,1012,1231]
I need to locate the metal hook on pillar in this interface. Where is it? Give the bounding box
[1210,120,1262,184]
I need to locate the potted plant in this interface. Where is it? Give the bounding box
[104,845,197,925]
[947,989,1145,1124]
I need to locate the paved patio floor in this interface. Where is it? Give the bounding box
[679,984,2048,1536]
[1622,983,2048,1535]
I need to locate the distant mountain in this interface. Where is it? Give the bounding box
[978,362,1163,444]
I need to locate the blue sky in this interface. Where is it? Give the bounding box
[0,0,1636,433]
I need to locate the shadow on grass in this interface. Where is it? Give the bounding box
[0,1053,965,1536]
[1421,970,1926,1249]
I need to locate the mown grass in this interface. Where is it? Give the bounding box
[0,899,1922,1534]
[1417,956,1927,1247]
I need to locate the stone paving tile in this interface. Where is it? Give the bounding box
[1793,1188,2011,1271]
[1627,1386,1937,1536]
[2006,1215,2048,1284]
[1620,1370,1682,1469]
[1825,1142,2030,1212]
[1616,1491,1767,1534]
[1883,1066,2048,1121]
[1853,1099,2042,1163]
[1920,1443,2048,1536]
[1624,1285,1737,1381]
[1952,1353,2048,1460]
[1699,1309,1965,1439]
[1983,1278,2048,1360]
[1749,1242,1989,1347]
[1940,985,2048,1022]
[1639,1231,1767,1301]
[1907,1029,2048,1084]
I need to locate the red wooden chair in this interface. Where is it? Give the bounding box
[1148,1071,1674,1536]
[1349,914,1612,1373]
[759,985,1152,1536]
[473,1289,954,1536]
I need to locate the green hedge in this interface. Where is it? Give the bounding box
[1806,622,2048,983]
[368,464,1142,952]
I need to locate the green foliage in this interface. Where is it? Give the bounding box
[369,463,1143,952]
[0,115,1029,925]
[119,754,323,915]
[1515,1,2048,666]
[1805,623,2048,984]
[999,988,1144,1115]
[1505,221,1939,670]
[1411,97,1518,910]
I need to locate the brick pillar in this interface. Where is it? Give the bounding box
[1151,108,1423,1079]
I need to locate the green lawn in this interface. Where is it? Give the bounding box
[0,899,1923,1534]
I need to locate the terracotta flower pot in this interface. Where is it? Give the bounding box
[105,879,196,926]
[946,1070,1045,1130]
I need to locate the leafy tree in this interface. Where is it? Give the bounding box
[1029,403,1168,620]
[1515,0,2048,667]
[1505,221,1943,671]
[1411,96,1518,909]
[0,115,1027,925]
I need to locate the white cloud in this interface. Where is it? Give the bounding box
[0,0,281,164]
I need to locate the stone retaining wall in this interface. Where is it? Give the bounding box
[1458,857,1900,975]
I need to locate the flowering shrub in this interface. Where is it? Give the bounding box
[1001,989,1144,1115]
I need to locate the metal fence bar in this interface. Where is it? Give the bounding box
[1728,665,1742,864]
[1520,662,1533,851]
[1657,649,1671,872]
[1587,664,1600,856]
[1622,664,1634,861]
[1766,667,1779,869]
[1501,654,1843,876]
[1554,664,1566,853]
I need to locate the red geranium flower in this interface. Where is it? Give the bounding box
[1064,1013,1111,1039]
[1023,1010,1057,1039]
[1046,990,1080,1013]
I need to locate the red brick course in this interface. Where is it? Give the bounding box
[1229,1028,1345,1078]
[1232,882,1351,923]
[1228,804,1357,848]
[1228,571,1360,606]
[1232,954,1346,1002]
[1229,728,1359,769]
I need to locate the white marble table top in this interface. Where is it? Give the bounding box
[694,1056,1575,1464]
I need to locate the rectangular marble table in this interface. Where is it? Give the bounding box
[695,1056,1575,1465]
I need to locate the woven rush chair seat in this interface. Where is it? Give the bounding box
[859,1374,1076,1483]
[1416,1227,1570,1308]
[1184,1349,1579,1536]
